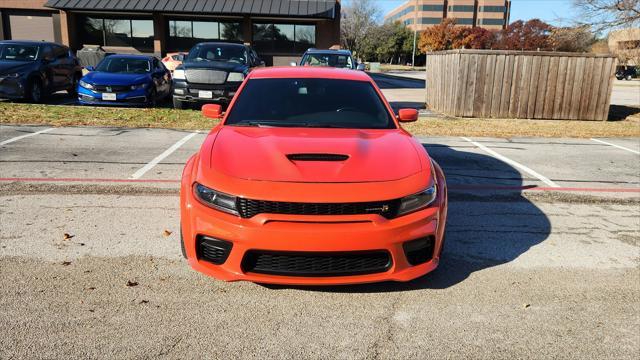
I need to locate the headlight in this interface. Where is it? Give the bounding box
[173,69,185,80]
[130,83,148,90]
[193,183,238,215]
[0,73,20,79]
[79,80,94,90]
[227,72,244,82]
[397,184,437,216]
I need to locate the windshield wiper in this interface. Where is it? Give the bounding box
[232,121,303,128]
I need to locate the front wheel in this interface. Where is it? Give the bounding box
[67,73,80,96]
[27,78,44,103]
[173,97,186,109]
[625,74,633,81]
[148,88,157,107]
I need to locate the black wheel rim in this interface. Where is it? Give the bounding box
[31,83,41,101]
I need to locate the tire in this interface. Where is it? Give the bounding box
[67,73,80,96]
[27,78,44,103]
[180,227,187,259]
[173,97,186,109]
[148,88,157,107]
[616,75,624,80]
[625,74,633,81]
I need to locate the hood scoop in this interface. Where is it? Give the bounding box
[287,153,349,162]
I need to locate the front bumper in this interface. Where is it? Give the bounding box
[0,77,26,99]
[181,180,447,286]
[172,79,240,103]
[77,86,150,106]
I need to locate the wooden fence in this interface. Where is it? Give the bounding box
[425,50,617,121]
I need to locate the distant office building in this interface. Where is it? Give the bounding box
[385,0,511,31]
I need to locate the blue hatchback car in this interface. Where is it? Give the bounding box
[78,54,171,106]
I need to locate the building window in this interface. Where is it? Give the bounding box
[81,16,154,51]
[167,20,242,51]
[252,23,316,53]
[454,18,474,25]
[448,5,475,12]
[404,19,414,25]
[420,17,442,25]
[421,5,444,12]
[388,5,415,21]
[479,18,504,26]
[480,6,506,13]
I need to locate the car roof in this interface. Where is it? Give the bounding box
[0,40,61,46]
[194,42,246,48]
[305,48,352,56]
[248,67,370,81]
[105,54,154,60]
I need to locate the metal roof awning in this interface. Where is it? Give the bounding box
[45,0,338,19]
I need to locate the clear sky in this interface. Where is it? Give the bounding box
[355,0,576,26]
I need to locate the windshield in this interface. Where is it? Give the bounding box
[95,57,151,73]
[0,44,40,61]
[225,78,395,129]
[186,44,247,64]
[301,53,353,69]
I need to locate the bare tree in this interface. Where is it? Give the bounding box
[574,0,640,31]
[549,25,596,52]
[341,0,381,58]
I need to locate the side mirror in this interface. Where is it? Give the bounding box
[85,66,95,72]
[356,63,366,71]
[202,104,223,119]
[289,62,297,67]
[397,108,418,122]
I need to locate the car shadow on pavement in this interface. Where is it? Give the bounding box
[264,144,551,293]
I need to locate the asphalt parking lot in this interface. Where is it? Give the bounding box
[1,125,638,358]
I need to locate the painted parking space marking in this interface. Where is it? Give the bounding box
[129,132,198,179]
[0,128,55,146]
[590,138,640,155]
[461,137,560,188]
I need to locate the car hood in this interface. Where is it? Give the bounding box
[82,71,150,85]
[208,126,425,183]
[181,60,247,73]
[0,60,34,75]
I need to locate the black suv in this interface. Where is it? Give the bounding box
[0,41,82,102]
[172,42,264,109]
[616,66,637,81]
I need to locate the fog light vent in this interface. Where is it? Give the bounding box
[196,236,232,265]
[403,236,435,266]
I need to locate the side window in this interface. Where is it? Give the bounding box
[41,45,53,60]
[53,46,67,59]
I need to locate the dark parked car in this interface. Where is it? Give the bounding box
[0,40,82,102]
[77,54,172,107]
[294,48,365,71]
[172,42,264,109]
[616,66,637,81]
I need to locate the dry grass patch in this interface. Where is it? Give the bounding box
[1,102,639,138]
[0,102,217,130]
[403,116,640,138]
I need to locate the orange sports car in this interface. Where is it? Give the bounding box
[180,67,447,285]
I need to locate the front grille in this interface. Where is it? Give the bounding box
[94,85,130,92]
[185,69,227,84]
[403,236,435,266]
[196,236,233,265]
[242,250,392,277]
[236,198,401,219]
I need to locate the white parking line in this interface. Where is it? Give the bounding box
[129,132,198,179]
[590,138,640,155]
[461,137,560,188]
[0,128,54,146]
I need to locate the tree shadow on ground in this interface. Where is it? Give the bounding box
[263,143,551,293]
